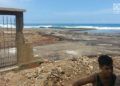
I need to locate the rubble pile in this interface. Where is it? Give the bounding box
[0,56,120,86]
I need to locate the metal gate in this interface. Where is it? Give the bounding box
[0,7,25,68]
[0,15,17,68]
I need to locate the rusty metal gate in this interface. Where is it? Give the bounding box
[0,7,25,68]
[0,15,17,68]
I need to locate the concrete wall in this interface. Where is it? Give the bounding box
[18,43,34,65]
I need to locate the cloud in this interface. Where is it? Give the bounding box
[0,0,32,8]
[0,0,11,3]
[0,0,31,5]
[0,0,31,2]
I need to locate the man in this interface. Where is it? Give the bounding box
[73,55,116,86]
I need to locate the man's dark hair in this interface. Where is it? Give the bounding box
[98,55,113,66]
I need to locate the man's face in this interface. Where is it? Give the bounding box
[100,65,113,77]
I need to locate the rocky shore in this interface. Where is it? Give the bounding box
[32,28,120,61]
[0,28,120,86]
[0,56,120,86]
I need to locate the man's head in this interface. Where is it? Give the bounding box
[98,55,113,77]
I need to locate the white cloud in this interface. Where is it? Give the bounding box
[0,0,32,8]
[0,0,31,2]
[0,0,31,5]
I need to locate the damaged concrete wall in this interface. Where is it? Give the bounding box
[15,11,34,66]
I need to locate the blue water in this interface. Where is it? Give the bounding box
[24,23,120,35]
[25,23,120,27]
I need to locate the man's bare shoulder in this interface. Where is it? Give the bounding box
[115,75,120,86]
[72,73,97,86]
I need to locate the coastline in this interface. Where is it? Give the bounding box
[0,27,120,86]
[21,28,120,61]
[0,27,120,59]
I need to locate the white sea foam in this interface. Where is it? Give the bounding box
[39,25,53,28]
[24,25,39,28]
[64,25,120,30]
[0,24,53,29]
[95,27,120,30]
[24,25,53,28]
[1,24,120,30]
[0,24,15,28]
[64,26,94,29]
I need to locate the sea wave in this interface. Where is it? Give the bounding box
[34,25,120,30]
[59,25,120,30]
[1,24,120,30]
[76,26,120,30]
[0,24,15,28]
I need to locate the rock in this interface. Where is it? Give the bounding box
[0,56,120,86]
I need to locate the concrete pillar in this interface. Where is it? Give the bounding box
[16,12,33,65]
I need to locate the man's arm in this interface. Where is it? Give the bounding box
[72,75,95,86]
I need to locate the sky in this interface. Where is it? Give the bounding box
[0,0,120,24]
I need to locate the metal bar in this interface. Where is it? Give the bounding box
[14,17,16,47]
[3,16,5,57]
[0,16,2,49]
[14,17,17,64]
[6,16,10,59]
[10,17,13,48]
[10,16,14,64]
[2,16,5,67]
[10,17,12,47]
[0,16,2,67]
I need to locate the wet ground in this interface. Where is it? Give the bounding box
[33,29,120,61]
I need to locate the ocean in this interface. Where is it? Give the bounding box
[1,23,120,34]
[24,24,120,29]
[24,24,120,35]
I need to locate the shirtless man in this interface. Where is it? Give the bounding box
[73,55,116,86]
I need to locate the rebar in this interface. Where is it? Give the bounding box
[0,15,17,68]
[2,16,5,67]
